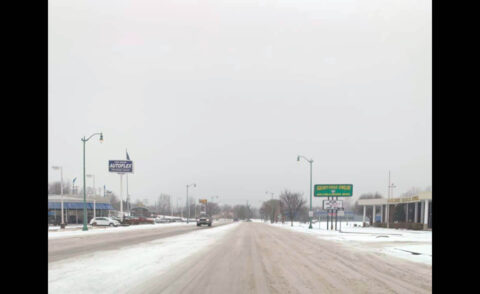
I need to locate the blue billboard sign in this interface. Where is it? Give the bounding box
[108,160,134,173]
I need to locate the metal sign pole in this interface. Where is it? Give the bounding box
[119,173,124,222]
[335,196,338,231]
[126,174,129,214]
[326,198,329,230]
[340,210,342,232]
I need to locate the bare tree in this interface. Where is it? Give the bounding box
[156,194,172,215]
[221,204,232,218]
[260,199,282,223]
[279,190,306,226]
[206,202,221,216]
[48,181,72,195]
[233,205,250,220]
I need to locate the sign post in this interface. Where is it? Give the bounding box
[315,184,352,231]
[109,160,134,222]
[199,199,207,214]
[314,184,353,197]
[338,210,344,232]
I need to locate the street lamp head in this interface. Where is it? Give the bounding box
[99,133,103,143]
[52,166,60,170]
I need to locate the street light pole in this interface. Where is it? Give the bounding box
[386,170,396,229]
[297,155,314,229]
[52,166,64,228]
[81,132,103,231]
[186,183,196,223]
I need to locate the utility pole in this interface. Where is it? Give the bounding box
[297,155,314,229]
[186,183,196,223]
[126,174,129,214]
[81,132,103,231]
[387,171,396,229]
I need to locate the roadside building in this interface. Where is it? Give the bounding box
[48,194,114,226]
[357,191,432,230]
[131,207,151,217]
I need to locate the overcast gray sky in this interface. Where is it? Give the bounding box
[48,0,431,207]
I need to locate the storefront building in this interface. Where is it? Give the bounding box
[48,194,114,225]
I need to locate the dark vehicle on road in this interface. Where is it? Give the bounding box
[196,213,212,226]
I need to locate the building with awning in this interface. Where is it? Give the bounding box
[48,194,115,225]
[357,191,432,230]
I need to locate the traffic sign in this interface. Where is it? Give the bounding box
[314,184,353,197]
[337,210,345,217]
[323,200,343,210]
[199,199,207,204]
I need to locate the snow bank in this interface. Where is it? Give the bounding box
[270,221,431,265]
[48,222,196,240]
[48,222,240,294]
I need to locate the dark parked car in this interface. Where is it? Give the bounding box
[139,217,155,224]
[122,216,139,225]
[123,216,154,225]
[196,213,212,227]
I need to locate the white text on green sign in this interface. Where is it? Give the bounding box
[314,184,353,197]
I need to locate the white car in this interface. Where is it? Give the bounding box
[90,217,120,227]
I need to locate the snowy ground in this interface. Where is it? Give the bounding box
[48,222,240,294]
[49,224,84,231]
[269,221,432,265]
[48,222,197,239]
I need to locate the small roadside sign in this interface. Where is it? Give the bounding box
[337,210,345,217]
[309,211,313,217]
[323,200,343,210]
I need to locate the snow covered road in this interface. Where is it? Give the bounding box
[48,222,240,293]
[49,222,431,293]
[48,221,232,262]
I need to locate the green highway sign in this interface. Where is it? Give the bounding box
[314,184,353,197]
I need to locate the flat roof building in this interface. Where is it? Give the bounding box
[357,191,432,230]
[48,194,115,226]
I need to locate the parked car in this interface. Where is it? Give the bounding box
[90,217,120,227]
[110,216,122,222]
[124,216,155,225]
[196,213,212,227]
[123,216,141,225]
[155,218,169,224]
[139,217,155,224]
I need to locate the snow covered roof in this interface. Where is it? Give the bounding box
[48,202,114,210]
[358,191,432,206]
[48,194,111,204]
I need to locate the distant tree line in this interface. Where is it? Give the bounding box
[260,190,307,225]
